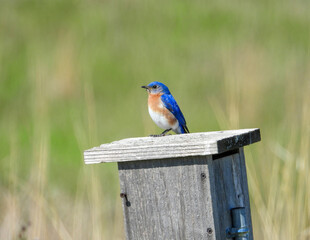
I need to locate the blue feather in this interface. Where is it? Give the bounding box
[161,94,189,133]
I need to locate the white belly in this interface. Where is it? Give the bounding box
[148,107,179,130]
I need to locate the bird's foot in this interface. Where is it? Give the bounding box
[149,134,163,137]
[149,129,172,137]
[149,133,172,137]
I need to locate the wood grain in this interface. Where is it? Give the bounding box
[209,148,253,239]
[84,128,260,164]
[118,156,216,240]
[118,148,253,240]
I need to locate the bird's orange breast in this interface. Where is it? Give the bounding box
[148,93,177,126]
[148,93,162,111]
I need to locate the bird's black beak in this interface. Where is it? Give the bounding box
[141,85,148,89]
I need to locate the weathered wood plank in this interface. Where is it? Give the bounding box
[118,156,216,240]
[239,148,253,239]
[118,148,253,240]
[84,128,260,164]
[209,148,253,239]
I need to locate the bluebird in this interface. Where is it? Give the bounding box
[141,81,189,136]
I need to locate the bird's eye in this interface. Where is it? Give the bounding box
[152,85,157,89]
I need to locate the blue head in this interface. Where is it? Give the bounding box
[141,81,171,94]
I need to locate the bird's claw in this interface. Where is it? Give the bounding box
[149,128,172,137]
[149,134,165,137]
[149,133,172,137]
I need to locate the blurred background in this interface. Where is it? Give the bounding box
[0,0,309,239]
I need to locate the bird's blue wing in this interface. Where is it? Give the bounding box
[161,94,187,127]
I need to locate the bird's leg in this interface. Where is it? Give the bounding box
[149,128,172,137]
[161,128,172,136]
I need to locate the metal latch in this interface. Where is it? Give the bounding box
[226,207,249,240]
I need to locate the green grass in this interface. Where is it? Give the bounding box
[0,0,310,239]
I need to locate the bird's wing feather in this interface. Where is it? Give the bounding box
[161,94,187,127]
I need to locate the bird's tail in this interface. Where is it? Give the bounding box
[182,125,190,133]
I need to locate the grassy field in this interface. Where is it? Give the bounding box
[0,0,310,239]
